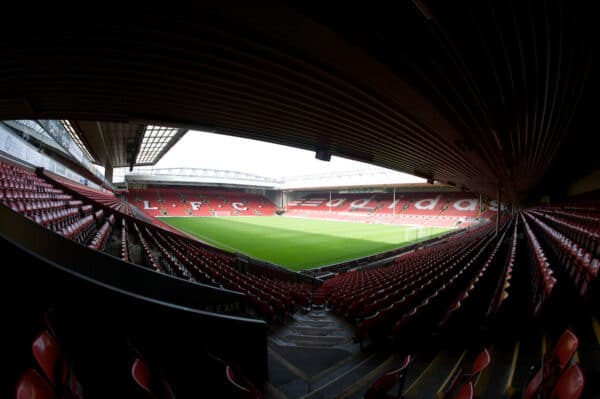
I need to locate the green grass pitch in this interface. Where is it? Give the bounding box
[162,216,453,271]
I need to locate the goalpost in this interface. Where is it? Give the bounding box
[402,225,435,244]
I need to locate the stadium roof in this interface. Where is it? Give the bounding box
[67,121,187,169]
[120,166,436,191]
[0,4,597,200]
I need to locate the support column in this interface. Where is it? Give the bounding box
[104,163,113,183]
[393,188,396,217]
[496,185,501,235]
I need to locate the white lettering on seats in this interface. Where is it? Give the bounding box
[488,200,506,212]
[414,195,440,210]
[350,198,371,208]
[189,201,203,210]
[232,202,248,211]
[388,199,401,209]
[326,198,346,207]
[453,199,478,211]
[143,201,157,210]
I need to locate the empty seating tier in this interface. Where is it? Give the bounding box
[286,191,498,227]
[130,187,277,218]
[0,160,311,322]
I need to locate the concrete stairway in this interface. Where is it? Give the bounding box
[267,309,400,399]
[265,307,600,398]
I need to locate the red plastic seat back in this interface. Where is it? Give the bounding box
[524,369,543,399]
[549,364,584,399]
[553,330,578,368]
[471,349,491,376]
[456,382,473,399]
[16,369,56,399]
[132,358,154,394]
[131,357,176,399]
[226,365,251,394]
[32,330,63,385]
[225,365,265,399]
[365,355,411,398]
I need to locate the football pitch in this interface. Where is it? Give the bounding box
[162,216,453,271]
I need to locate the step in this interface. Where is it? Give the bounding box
[403,351,466,399]
[289,326,347,336]
[475,342,518,399]
[298,351,393,399]
[284,334,351,346]
[292,319,339,328]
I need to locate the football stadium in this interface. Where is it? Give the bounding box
[1,4,599,398]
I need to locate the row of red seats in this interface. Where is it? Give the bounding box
[144,227,196,281]
[437,222,512,331]
[525,212,599,297]
[160,233,310,320]
[530,210,600,258]
[0,163,116,250]
[89,214,115,251]
[486,218,518,318]
[118,211,310,320]
[352,233,489,321]
[48,173,134,216]
[316,222,510,344]
[121,219,130,263]
[31,207,80,229]
[157,232,224,286]
[1,160,311,320]
[370,224,507,344]
[551,209,600,231]
[130,187,277,218]
[521,213,557,315]
[59,214,96,242]
[54,178,309,316]
[288,191,496,218]
[0,188,71,201]
[323,226,495,318]
[0,176,51,191]
[15,309,265,399]
[133,223,164,273]
[0,164,53,190]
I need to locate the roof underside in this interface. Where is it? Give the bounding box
[0,3,597,199]
[68,121,186,169]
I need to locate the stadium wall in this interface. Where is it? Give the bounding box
[0,123,108,192]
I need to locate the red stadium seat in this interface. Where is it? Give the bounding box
[549,364,584,399]
[31,329,83,399]
[442,349,490,399]
[131,357,176,399]
[364,354,411,399]
[455,382,473,399]
[553,330,579,368]
[468,349,491,379]
[524,329,579,399]
[16,369,56,399]
[32,331,64,386]
[225,365,265,399]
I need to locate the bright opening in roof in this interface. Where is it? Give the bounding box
[61,120,95,163]
[136,125,180,164]
[148,130,424,181]
[111,130,426,186]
